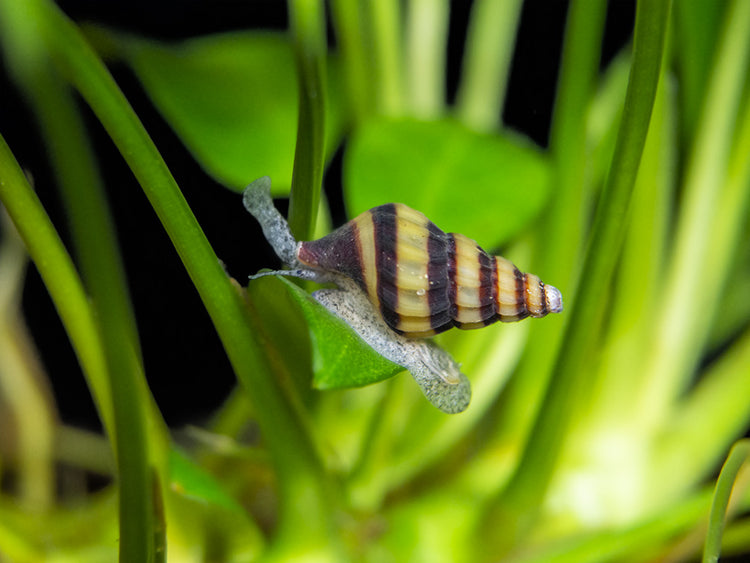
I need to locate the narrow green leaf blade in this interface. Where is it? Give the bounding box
[703,440,750,563]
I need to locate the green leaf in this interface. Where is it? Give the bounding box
[168,447,247,515]
[344,117,551,247]
[167,448,264,559]
[271,276,403,390]
[118,31,343,193]
[703,440,750,563]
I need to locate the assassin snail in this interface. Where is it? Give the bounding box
[296,201,563,337]
[242,177,562,414]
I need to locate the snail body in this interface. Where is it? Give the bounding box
[297,203,562,337]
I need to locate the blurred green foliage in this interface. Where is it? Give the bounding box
[1,0,749,562]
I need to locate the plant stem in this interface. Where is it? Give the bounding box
[368,0,405,115]
[0,214,57,511]
[481,0,606,511]
[287,0,327,242]
[703,440,750,563]
[652,14,750,493]
[638,0,750,431]
[405,0,449,117]
[26,0,338,554]
[659,327,750,500]
[329,0,374,122]
[491,0,673,545]
[542,0,608,291]
[0,134,115,439]
[455,0,523,130]
[584,72,675,433]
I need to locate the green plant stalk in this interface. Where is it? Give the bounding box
[97,265,156,559]
[585,53,632,204]
[455,0,523,130]
[329,0,374,122]
[703,440,750,563]
[0,216,56,511]
[540,79,677,528]
[287,0,327,242]
[540,0,608,291]
[656,326,750,505]
[17,49,145,387]
[27,0,339,553]
[638,0,750,432]
[36,74,170,562]
[0,135,115,439]
[651,56,750,498]
[0,131,154,560]
[405,0,448,117]
[480,0,606,491]
[368,0,405,115]
[586,75,675,428]
[490,0,672,543]
[1,4,172,557]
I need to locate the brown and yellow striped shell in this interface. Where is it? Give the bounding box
[297,203,562,338]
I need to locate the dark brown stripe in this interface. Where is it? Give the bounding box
[488,256,500,325]
[446,234,459,325]
[373,204,401,330]
[348,222,365,288]
[477,248,494,325]
[539,281,548,316]
[427,221,452,331]
[429,322,454,336]
[514,266,529,320]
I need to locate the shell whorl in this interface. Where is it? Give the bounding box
[297,203,562,338]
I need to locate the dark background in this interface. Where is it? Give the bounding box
[0,0,635,430]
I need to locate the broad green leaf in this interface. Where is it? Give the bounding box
[344,117,551,248]
[272,276,403,390]
[117,31,343,193]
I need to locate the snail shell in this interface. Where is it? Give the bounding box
[297,203,562,338]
